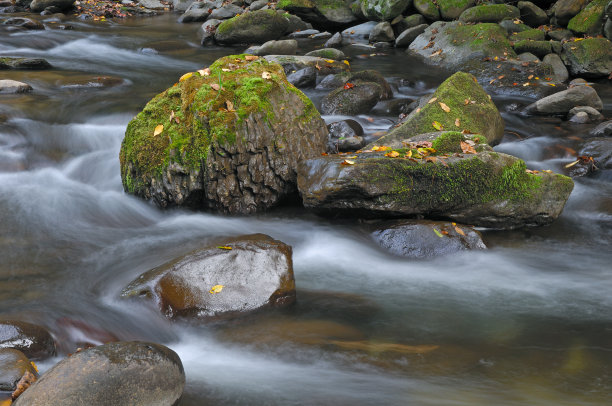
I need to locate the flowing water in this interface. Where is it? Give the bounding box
[1,13,612,406]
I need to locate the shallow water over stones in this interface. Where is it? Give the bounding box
[1,12,612,406]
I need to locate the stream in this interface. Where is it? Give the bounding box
[1,13,612,406]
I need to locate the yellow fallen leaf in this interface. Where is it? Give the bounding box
[405,150,412,158]
[198,68,211,76]
[0,399,11,406]
[341,159,355,165]
[262,71,271,79]
[343,60,350,66]
[30,361,38,372]
[209,285,224,294]
[564,160,580,168]
[385,151,400,158]
[153,124,164,136]
[179,72,193,82]
[217,246,232,250]
[433,228,444,238]
[324,59,335,63]
[428,97,438,104]
[439,102,450,112]
[432,121,443,131]
[372,146,390,152]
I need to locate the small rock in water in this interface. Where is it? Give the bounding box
[568,106,604,123]
[287,66,317,88]
[324,32,342,48]
[0,348,38,393]
[0,80,33,94]
[327,119,365,153]
[590,120,612,137]
[0,320,56,360]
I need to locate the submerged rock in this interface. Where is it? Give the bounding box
[13,342,184,406]
[371,220,486,258]
[122,234,296,319]
[373,72,504,147]
[0,80,32,94]
[0,57,51,70]
[297,131,574,229]
[0,321,55,360]
[119,54,328,214]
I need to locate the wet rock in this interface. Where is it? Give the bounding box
[513,40,552,59]
[284,13,312,33]
[414,0,439,21]
[499,19,531,35]
[297,131,574,229]
[437,0,474,21]
[264,55,349,76]
[198,19,222,45]
[361,0,410,22]
[286,28,320,38]
[394,13,426,33]
[567,0,607,36]
[605,18,612,40]
[369,21,395,42]
[561,38,612,78]
[305,48,345,60]
[29,0,74,12]
[0,80,32,94]
[395,24,428,48]
[348,69,393,99]
[277,0,357,29]
[287,66,317,88]
[1,17,44,30]
[177,0,215,23]
[524,86,603,115]
[119,55,328,213]
[327,119,365,152]
[0,321,55,360]
[568,106,604,122]
[214,10,288,45]
[517,1,548,27]
[517,52,540,62]
[371,220,486,258]
[510,28,546,42]
[547,28,573,41]
[122,234,296,319]
[373,72,504,147]
[316,71,351,89]
[553,0,587,26]
[459,3,520,23]
[250,39,297,56]
[321,81,383,115]
[408,21,516,71]
[0,57,51,70]
[324,32,342,48]
[209,3,243,19]
[13,342,184,406]
[590,120,612,137]
[580,138,612,170]
[342,21,378,39]
[542,53,569,82]
[0,349,38,393]
[249,0,267,10]
[372,97,414,116]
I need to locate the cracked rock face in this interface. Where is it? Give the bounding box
[120,55,328,214]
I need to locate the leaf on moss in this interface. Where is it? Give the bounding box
[439,102,450,112]
[198,68,211,76]
[153,124,164,136]
[226,100,235,112]
[262,71,271,79]
[244,55,259,61]
[179,72,193,82]
[211,83,220,91]
[385,151,400,158]
[372,146,390,151]
[209,285,224,294]
[428,97,438,104]
[455,118,460,127]
[460,141,476,154]
[432,121,443,131]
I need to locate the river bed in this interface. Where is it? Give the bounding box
[1,13,611,406]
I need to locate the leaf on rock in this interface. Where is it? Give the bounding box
[343,60,350,66]
[217,246,232,250]
[432,121,443,131]
[460,141,476,154]
[262,71,272,79]
[372,146,390,151]
[244,55,259,61]
[343,82,355,90]
[454,225,466,236]
[405,150,412,158]
[209,285,224,294]
[385,151,400,158]
[153,124,164,136]
[324,59,335,63]
[179,72,193,82]
[433,228,444,238]
[11,370,36,400]
[341,159,355,165]
[439,102,450,112]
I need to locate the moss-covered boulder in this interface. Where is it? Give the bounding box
[561,37,612,78]
[408,21,516,70]
[278,0,357,28]
[361,0,411,22]
[297,131,574,229]
[553,0,588,26]
[510,28,546,42]
[214,10,289,45]
[119,55,328,214]
[438,0,475,21]
[567,0,607,36]
[414,0,440,21]
[121,234,296,320]
[372,72,504,147]
[0,57,51,70]
[513,39,552,58]
[459,4,520,23]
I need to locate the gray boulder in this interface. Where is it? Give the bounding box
[542,53,569,82]
[305,48,346,60]
[371,220,486,258]
[524,85,603,115]
[0,321,55,360]
[287,66,317,88]
[209,3,243,19]
[554,0,587,26]
[438,0,474,21]
[122,234,296,319]
[394,13,426,33]
[395,24,428,47]
[361,0,411,22]
[321,81,383,115]
[29,0,73,12]
[327,119,365,152]
[264,55,350,76]
[13,342,184,406]
[197,19,222,45]
[324,32,343,48]
[568,106,604,122]
[414,0,440,21]
[369,21,395,42]
[250,39,298,56]
[0,80,32,94]
[0,348,38,394]
[177,0,218,23]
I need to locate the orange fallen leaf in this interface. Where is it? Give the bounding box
[428,97,438,104]
[460,141,476,154]
[244,55,259,61]
[153,124,164,136]
[385,151,400,158]
[454,225,466,236]
[454,118,460,127]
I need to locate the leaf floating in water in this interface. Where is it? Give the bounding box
[262,71,272,79]
[209,285,224,294]
[433,228,444,238]
[179,72,193,82]
[432,121,443,131]
[153,124,164,136]
[439,102,450,112]
[198,68,211,76]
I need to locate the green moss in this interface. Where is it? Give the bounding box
[510,28,546,42]
[120,54,297,193]
[277,0,314,9]
[216,9,278,36]
[567,0,607,35]
[459,4,519,23]
[565,37,612,65]
[513,40,552,57]
[447,23,515,58]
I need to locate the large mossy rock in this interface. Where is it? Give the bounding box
[373,72,504,147]
[297,131,574,229]
[408,21,516,70]
[438,0,475,21]
[277,0,357,28]
[13,342,184,406]
[568,0,608,35]
[121,234,296,319]
[554,0,588,26]
[119,55,328,214]
[561,38,612,78]
[214,10,289,45]
[361,0,411,22]
[414,0,440,21]
[458,4,520,23]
